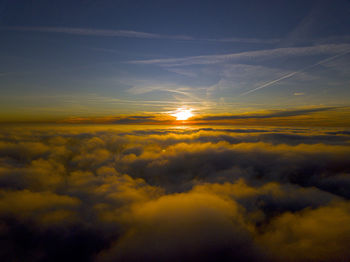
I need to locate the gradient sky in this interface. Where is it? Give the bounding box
[1,0,350,123]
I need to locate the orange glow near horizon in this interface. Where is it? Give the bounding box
[171,107,194,121]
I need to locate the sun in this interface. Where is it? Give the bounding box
[171,107,194,121]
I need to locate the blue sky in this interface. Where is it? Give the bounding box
[1,0,350,121]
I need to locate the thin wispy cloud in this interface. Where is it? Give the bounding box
[4,26,317,45]
[207,37,281,44]
[129,44,350,67]
[196,107,338,121]
[239,49,350,96]
[126,82,206,104]
[165,68,197,77]
[2,26,194,40]
[3,26,283,44]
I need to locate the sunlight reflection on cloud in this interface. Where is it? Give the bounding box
[0,125,349,261]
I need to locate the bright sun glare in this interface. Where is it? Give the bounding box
[171,108,194,121]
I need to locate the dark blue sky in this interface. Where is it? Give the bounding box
[0,1,312,36]
[1,0,350,120]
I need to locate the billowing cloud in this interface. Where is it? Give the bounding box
[258,201,350,262]
[97,191,258,262]
[0,125,350,261]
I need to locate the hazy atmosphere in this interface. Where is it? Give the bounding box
[1,1,350,261]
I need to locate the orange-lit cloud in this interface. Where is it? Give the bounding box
[41,106,350,127]
[0,125,350,261]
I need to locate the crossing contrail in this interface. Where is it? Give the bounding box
[239,49,350,96]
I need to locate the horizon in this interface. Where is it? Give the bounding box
[1,0,350,126]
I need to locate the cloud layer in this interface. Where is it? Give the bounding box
[0,125,350,261]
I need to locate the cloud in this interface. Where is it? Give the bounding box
[239,49,350,96]
[60,115,167,124]
[129,44,350,67]
[209,37,281,44]
[56,106,350,126]
[0,189,79,224]
[326,130,350,135]
[1,125,350,261]
[196,107,337,121]
[2,26,194,40]
[97,191,258,262]
[2,26,286,44]
[258,201,350,262]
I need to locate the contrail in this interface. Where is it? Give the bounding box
[239,49,350,96]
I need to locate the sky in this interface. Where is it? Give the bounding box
[1,0,350,124]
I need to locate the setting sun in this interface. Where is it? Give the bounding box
[171,108,194,120]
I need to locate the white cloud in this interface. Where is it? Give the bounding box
[2,26,194,40]
[129,44,350,67]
